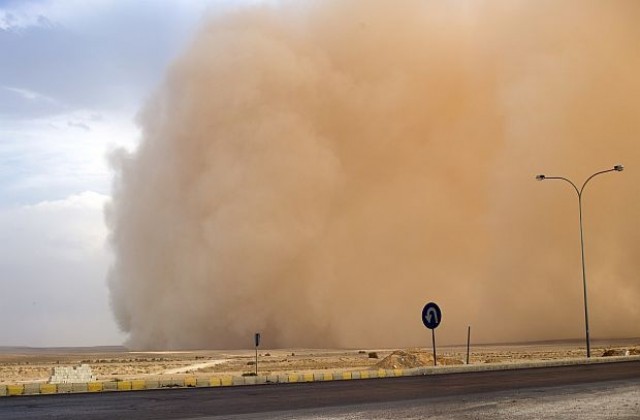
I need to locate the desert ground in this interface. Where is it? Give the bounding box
[0,338,638,385]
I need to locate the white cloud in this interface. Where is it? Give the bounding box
[28,190,108,210]
[0,191,126,346]
[0,0,272,347]
[3,86,57,103]
[0,108,140,205]
[2,191,108,262]
[0,0,229,33]
[0,0,110,31]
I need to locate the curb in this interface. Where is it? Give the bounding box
[1,355,638,397]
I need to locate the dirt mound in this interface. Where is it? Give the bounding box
[376,350,431,369]
[602,349,626,357]
[602,347,640,357]
[376,350,463,369]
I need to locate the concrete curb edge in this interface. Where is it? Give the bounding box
[1,355,638,397]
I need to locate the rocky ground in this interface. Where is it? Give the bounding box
[0,339,638,384]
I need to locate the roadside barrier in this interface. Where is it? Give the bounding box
[40,384,57,394]
[87,382,103,392]
[1,355,638,397]
[7,385,23,396]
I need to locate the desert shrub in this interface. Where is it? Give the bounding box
[368,352,379,359]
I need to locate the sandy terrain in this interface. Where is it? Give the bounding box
[0,338,638,385]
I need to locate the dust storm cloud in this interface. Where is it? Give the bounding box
[106,1,640,350]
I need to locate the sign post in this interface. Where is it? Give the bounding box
[254,332,260,376]
[466,325,471,365]
[421,302,442,367]
[431,328,437,367]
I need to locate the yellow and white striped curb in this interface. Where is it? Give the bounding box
[1,355,638,397]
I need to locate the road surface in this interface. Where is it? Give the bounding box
[1,360,639,419]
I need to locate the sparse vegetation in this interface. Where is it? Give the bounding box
[0,343,638,385]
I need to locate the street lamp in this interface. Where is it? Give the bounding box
[535,164,624,358]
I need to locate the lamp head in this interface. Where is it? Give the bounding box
[536,174,546,181]
[614,164,624,172]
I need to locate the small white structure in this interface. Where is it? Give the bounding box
[49,364,96,384]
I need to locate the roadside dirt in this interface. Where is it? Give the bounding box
[0,339,638,384]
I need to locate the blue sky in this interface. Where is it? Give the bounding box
[0,0,243,346]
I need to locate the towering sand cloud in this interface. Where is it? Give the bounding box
[107,1,640,349]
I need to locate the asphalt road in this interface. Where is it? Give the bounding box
[1,361,639,419]
[215,378,640,419]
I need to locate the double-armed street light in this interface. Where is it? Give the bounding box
[535,164,624,358]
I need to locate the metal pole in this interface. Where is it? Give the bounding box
[432,329,437,367]
[536,165,623,359]
[255,347,258,376]
[466,326,471,364]
[578,195,591,358]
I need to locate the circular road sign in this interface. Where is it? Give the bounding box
[421,302,442,330]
